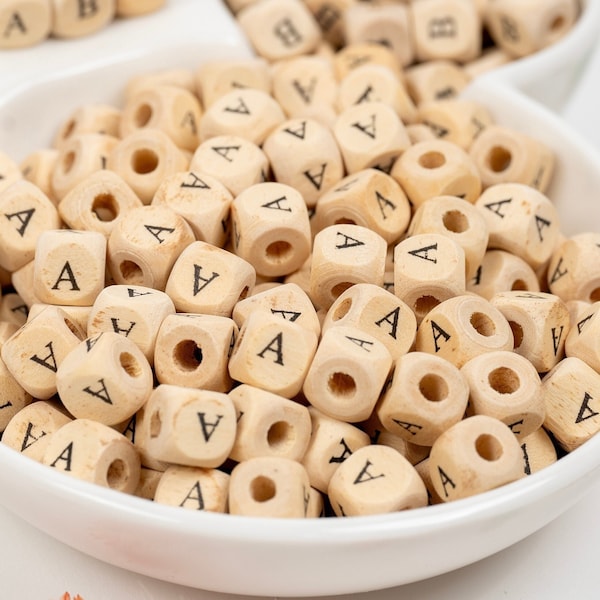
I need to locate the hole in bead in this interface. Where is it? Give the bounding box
[470,312,496,337]
[61,119,76,141]
[250,475,276,502]
[419,373,449,402]
[134,103,153,128]
[414,295,440,320]
[92,193,119,222]
[442,210,469,233]
[237,286,250,302]
[590,287,600,303]
[331,281,354,299]
[549,15,565,32]
[149,410,161,438]
[332,298,352,321]
[328,371,356,397]
[475,433,503,461]
[119,260,144,284]
[511,279,527,291]
[509,320,524,349]
[419,151,446,169]
[488,366,520,394]
[120,352,141,377]
[487,146,512,173]
[62,151,76,174]
[131,148,159,174]
[334,217,356,225]
[174,340,203,371]
[106,458,128,489]
[63,318,81,336]
[267,421,294,452]
[265,240,293,264]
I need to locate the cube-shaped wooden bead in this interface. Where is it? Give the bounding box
[228,384,312,462]
[50,0,115,38]
[519,427,558,476]
[377,351,470,446]
[416,294,514,368]
[28,303,91,334]
[428,415,524,501]
[404,60,470,105]
[0,0,51,48]
[461,350,544,439]
[154,313,237,392]
[413,457,443,505]
[0,293,28,327]
[391,139,481,209]
[153,465,229,513]
[10,260,41,309]
[490,291,570,373]
[333,42,402,82]
[134,467,163,500]
[53,104,121,151]
[303,0,354,48]
[565,302,600,373]
[20,148,59,203]
[328,444,428,516]
[115,0,165,17]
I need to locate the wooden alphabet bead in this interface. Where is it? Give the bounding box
[314,168,411,245]
[565,302,600,373]
[0,0,51,48]
[50,0,114,38]
[115,0,164,17]
[328,444,428,516]
[475,183,559,270]
[0,292,28,327]
[541,356,600,452]
[134,467,163,500]
[154,313,237,392]
[416,294,514,368]
[461,350,544,439]
[124,68,196,101]
[42,418,140,494]
[10,260,41,309]
[153,465,229,513]
[229,456,311,518]
[107,204,195,291]
[490,291,570,373]
[20,149,59,204]
[413,458,443,505]
[333,41,402,82]
[228,384,312,462]
[309,224,387,310]
[377,351,469,446]
[391,139,482,209]
[303,0,355,48]
[1,305,85,399]
[303,325,392,422]
[404,60,470,105]
[142,384,236,469]
[165,240,255,316]
[27,303,90,334]
[228,310,318,398]
[53,104,121,151]
[428,415,523,501]
[322,283,416,360]
[519,426,558,476]
[33,229,106,307]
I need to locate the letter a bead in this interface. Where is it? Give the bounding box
[0,0,51,48]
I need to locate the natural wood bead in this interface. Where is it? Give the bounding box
[406,123,437,145]
[154,313,237,392]
[0,180,62,272]
[411,0,481,64]
[0,151,22,194]
[416,294,514,368]
[328,444,428,516]
[20,149,59,204]
[50,0,114,38]
[303,325,392,422]
[467,249,541,301]
[306,486,324,518]
[153,465,229,512]
[199,88,286,146]
[542,356,600,452]
[229,456,311,518]
[53,104,121,151]
[127,404,167,472]
[377,351,469,446]
[461,350,544,438]
[228,384,312,462]
[393,232,466,323]
[107,128,189,204]
[28,303,90,334]
[228,310,318,398]
[107,204,195,291]
[142,384,236,469]
[333,42,402,82]
[484,0,579,58]
[391,139,482,210]
[0,293,28,327]
[115,0,164,17]
[1,305,85,399]
[42,418,140,494]
[284,254,313,298]
[413,457,443,505]
[310,224,387,310]
[408,195,489,280]
[314,168,411,245]
[364,421,431,467]
[519,427,558,476]
[564,302,600,373]
[0,0,51,48]
[10,260,41,309]
[303,0,355,48]
[322,283,416,360]
[134,467,163,500]
[463,47,512,80]
[237,0,322,61]
[565,300,591,326]
[87,284,175,364]
[124,68,196,101]
[469,125,555,193]
[404,60,470,105]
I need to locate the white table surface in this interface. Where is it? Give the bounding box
[3,5,600,600]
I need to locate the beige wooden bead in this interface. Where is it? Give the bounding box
[53,104,121,151]
[467,249,541,300]
[314,168,411,245]
[490,291,570,373]
[228,384,312,462]
[404,60,470,105]
[128,403,167,472]
[393,232,466,323]
[463,47,512,80]
[565,299,591,325]
[303,0,355,48]
[377,351,469,446]
[225,0,262,13]
[328,444,428,516]
[107,204,194,291]
[153,465,229,513]
[542,356,600,452]
[309,224,387,310]
[461,350,544,439]
[50,0,114,37]
[20,149,59,204]
[322,283,416,360]
[306,486,324,518]
[1,305,85,399]
[134,467,163,500]
[188,135,269,198]
[199,88,286,146]
[428,415,523,501]
[0,293,28,327]
[0,151,22,194]
[406,123,438,145]
[416,294,514,368]
[565,302,600,373]
[237,0,321,61]
[0,180,62,272]
[28,303,91,334]
[0,0,51,48]
[115,0,164,17]
[469,125,555,193]
[519,427,558,476]
[333,42,402,82]
[142,384,236,469]
[10,260,41,309]
[87,284,175,364]
[229,456,311,518]
[228,310,318,398]
[413,457,443,505]
[391,139,482,209]
[124,68,196,101]
[303,325,392,422]
[154,313,237,392]
[42,418,140,494]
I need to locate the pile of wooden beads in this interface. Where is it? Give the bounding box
[0,0,166,49]
[1,27,600,519]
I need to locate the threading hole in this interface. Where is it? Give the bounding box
[470,312,496,337]
[475,433,503,461]
[332,298,352,321]
[419,373,449,402]
[120,351,141,377]
[487,146,512,173]
[414,295,440,320]
[549,15,565,32]
[419,150,446,169]
[92,193,119,222]
[509,320,524,349]
[250,475,276,502]
[134,103,153,127]
[331,281,354,299]
[131,148,159,174]
[174,340,203,371]
[334,217,356,225]
[106,459,128,489]
[328,372,356,397]
[61,119,76,140]
[265,240,292,263]
[149,410,161,438]
[267,421,294,451]
[63,317,80,336]
[590,287,600,303]
[62,151,76,174]
[442,210,469,233]
[119,260,144,284]
[511,279,527,291]
[488,366,520,394]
